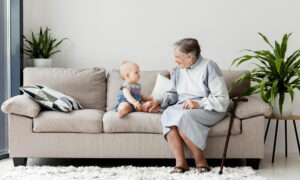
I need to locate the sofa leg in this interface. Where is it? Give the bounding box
[13,158,27,166]
[246,158,260,170]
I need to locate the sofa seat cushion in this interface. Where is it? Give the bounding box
[33,109,104,133]
[103,111,241,136]
[103,110,163,133]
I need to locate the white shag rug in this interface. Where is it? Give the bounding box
[1,166,265,180]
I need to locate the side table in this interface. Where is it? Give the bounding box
[264,115,300,163]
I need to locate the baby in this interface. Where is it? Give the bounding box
[115,61,159,118]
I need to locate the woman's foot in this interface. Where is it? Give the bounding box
[195,160,211,173]
[194,167,211,173]
[175,160,190,172]
[170,167,186,174]
[170,162,189,174]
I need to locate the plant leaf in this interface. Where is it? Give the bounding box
[274,40,281,58]
[270,79,279,108]
[280,33,290,59]
[260,77,268,103]
[279,92,285,116]
[275,58,283,76]
[237,85,260,98]
[284,83,294,102]
[258,32,274,50]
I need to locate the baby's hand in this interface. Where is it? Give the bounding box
[133,101,142,112]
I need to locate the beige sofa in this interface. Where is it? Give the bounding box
[1,67,272,169]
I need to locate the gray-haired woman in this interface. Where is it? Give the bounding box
[142,38,229,173]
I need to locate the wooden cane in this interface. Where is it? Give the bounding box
[219,97,248,174]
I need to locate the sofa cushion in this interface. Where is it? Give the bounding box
[222,70,251,98]
[103,110,241,136]
[23,67,106,111]
[33,109,104,133]
[103,110,162,133]
[228,95,272,119]
[106,69,170,111]
[208,112,241,136]
[1,95,41,118]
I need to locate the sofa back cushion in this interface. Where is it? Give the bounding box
[222,70,250,98]
[106,69,170,111]
[23,67,106,111]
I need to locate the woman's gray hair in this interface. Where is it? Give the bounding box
[174,38,201,60]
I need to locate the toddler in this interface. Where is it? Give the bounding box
[115,61,159,118]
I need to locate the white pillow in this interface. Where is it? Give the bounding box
[151,73,172,97]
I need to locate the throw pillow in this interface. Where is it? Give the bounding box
[151,73,172,97]
[19,85,83,112]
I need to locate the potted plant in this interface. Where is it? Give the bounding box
[229,33,300,117]
[23,27,68,67]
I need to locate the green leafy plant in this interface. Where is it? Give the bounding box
[23,27,68,59]
[229,33,300,116]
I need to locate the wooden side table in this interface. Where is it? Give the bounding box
[264,115,300,163]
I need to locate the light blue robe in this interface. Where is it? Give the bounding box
[154,56,229,150]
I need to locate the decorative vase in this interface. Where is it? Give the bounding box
[272,92,293,117]
[33,58,53,67]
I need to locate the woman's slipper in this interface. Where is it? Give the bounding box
[170,167,186,174]
[194,167,211,173]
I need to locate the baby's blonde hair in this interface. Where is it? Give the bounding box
[120,61,138,80]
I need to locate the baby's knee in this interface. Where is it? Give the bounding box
[118,102,132,112]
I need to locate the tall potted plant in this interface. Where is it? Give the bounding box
[23,27,68,67]
[229,33,300,117]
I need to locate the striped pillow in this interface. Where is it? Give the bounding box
[19,85,83,112]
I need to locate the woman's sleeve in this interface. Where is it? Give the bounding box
[196,61,230,112]
[153,68,179,109]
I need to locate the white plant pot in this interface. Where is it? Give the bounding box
[272,92,293,117]
[33,58,53,67]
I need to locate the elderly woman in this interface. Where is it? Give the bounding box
[142,38,229,173]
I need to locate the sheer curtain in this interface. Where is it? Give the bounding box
[0,0,9,157]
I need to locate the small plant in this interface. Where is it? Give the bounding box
[23,27,68,59]
[229,33,300,116]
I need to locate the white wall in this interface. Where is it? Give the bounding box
[24,0,300,153]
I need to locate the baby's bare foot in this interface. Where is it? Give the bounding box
[154,106,160,113]
[117,110,128,118]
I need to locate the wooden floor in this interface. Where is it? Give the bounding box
[0,152,299,179]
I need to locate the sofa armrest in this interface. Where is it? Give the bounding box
[228,96,272,119]
[1,95,41,118]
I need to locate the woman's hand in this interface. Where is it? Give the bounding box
[133,101,142,112]
[182,100,200,109]
[142,100,160,112]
